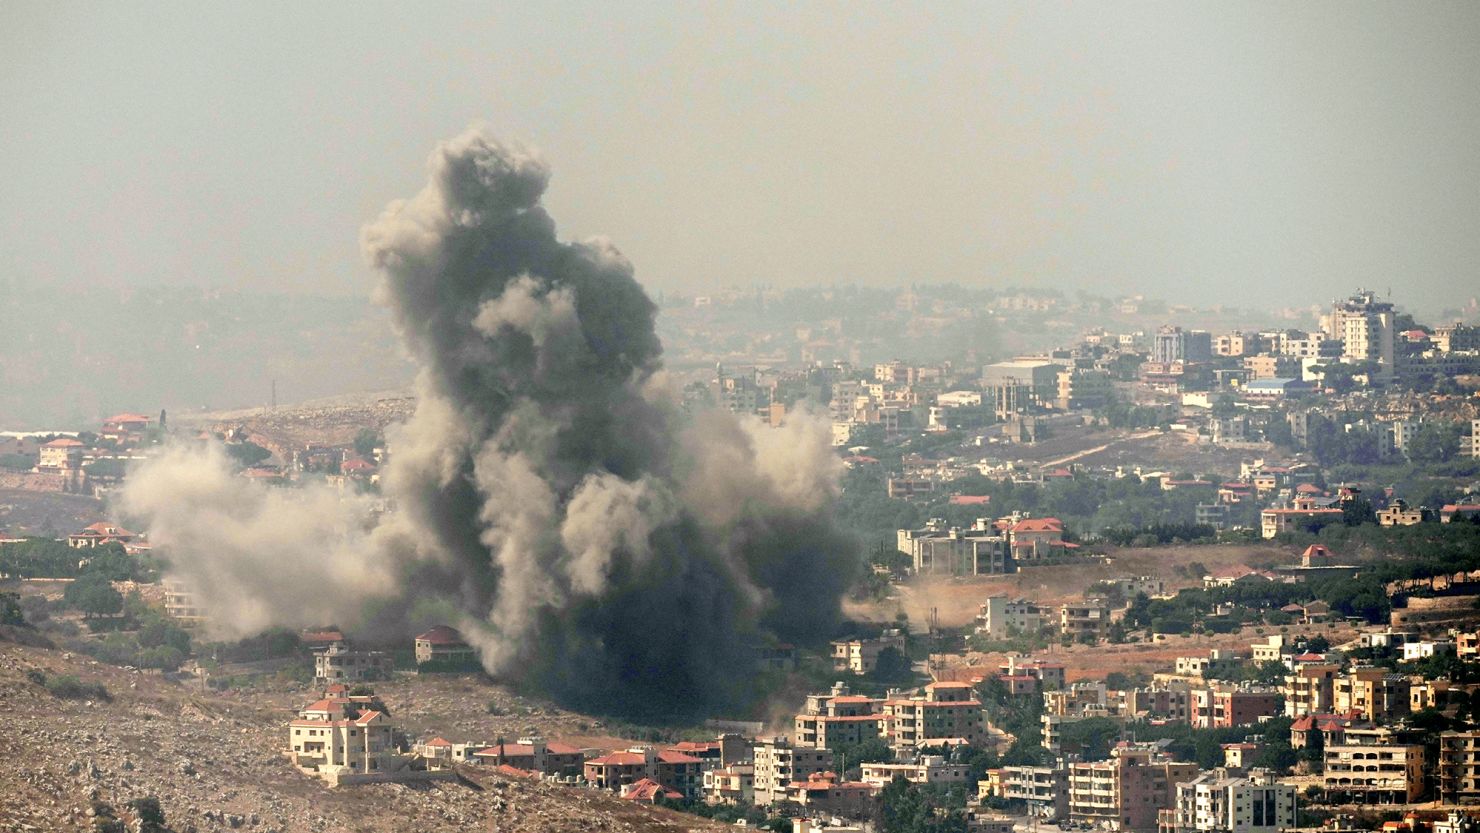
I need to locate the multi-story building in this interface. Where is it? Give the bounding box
[986,764,1069,820]
[794,682,886,750]
[975,597,1049,638]
[286,690,403,784]
[1060,600,1112,642]
[752,737,834,806]
[1209,689,1283,729]
[162,579,208,625]
[898,518,1011,576]
[1242,355,1301,381]
[981,359,1065,406]
[1069,745,1199,832]
[1171,769,1296,833]
[1154,327,1213,365]
[37,437,85,472]
[882,682,988,753]
[413,625,477,666]
[584,747,705,801]
[1056,368,1113,410]
[1334,668,1411,723]
[1323,740,1425,804]
[1439,731,1480,804]
[1320,290,1396,382]
[1284,664,1341,717]
[702,763,755,806]
[1261,507,1344,539]
[314,642,394,685]
[859,755,970,788]
[830,630,908,675]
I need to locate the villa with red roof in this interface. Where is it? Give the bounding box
[66,522,136,549]
[414,625,476,666]
[287,688,409,784]
[37,438,86,472]
[100,413,152,446]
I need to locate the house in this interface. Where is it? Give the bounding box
[413,736,486,768]
[897,518,1011,576]
[1378,500,1425,527]
[585,748,704,801]
[163,579,208,625]
[473,736,586,776]
[414,625,477,666]
[1323,741,1425,804]
[1441,505,1480,524]
[702,763,755,806]
[975,597,1049,638]
[67,522,136,549]
[622,778,682,803]
[100,413,152,446]
[1004,516,1073,560]
[1261,507,1344,539]
[286,689,408,785]
[1438,731,1480,804]
[859,755,969,788]
[830,630,907,674]
[985,764,1069,820]
[794,683,887,750]
[1060,599,1112,641]
[37,438,85,472]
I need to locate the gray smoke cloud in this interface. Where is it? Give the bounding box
[119,125,858,714]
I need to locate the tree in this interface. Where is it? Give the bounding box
[225,441,271,468]
[1407,422,1463,464]
[64,576,123,618]
[0,592,25,626]
[354,428,382,460]
[128,796,166,833]
[137,618,191,654]
[871,647,916,684]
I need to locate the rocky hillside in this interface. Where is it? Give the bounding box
[0,638,726,833]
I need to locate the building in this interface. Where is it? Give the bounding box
[975,597,1049,638]
[314,642,393,685]
[782,771,876,817]
[753,737,835,806]
[1060,600,1112,642]
[1439,731,1480,804]
[898,519,1011,576]
[66,522,137,549]
[1171,769,1296,833]
[1333,668,1411,723]
[1321,290,1396,382]
[1378,500,1425,527]
[1284,664,1341,717]
[1003,515,1072,560]
[982,359,1065,406]
[100,413,153,446]
[1323,741,1425,804]
[703,763,755,806]
[987,764,1069,820]
[1242,355,1301,381]
[859,755,969,788]
[795,683,886,750]
[830,631,908,675]
[584,747,704,801]
[1242,378,1312,400]
[1210,690,1283,729]
[413,625,476,666]
[162,579,207,625]
[287,690,405,784]
[37,438,85,472]
[1068,744,1199,832]
[473,737,586,777]
[1154,327,1213,365]
[882,682,989,753]
[1261,507,1344,539]
[1056,368,1113,410]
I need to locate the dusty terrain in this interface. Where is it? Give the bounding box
[175,393,416,455]
[849,543,1295,629]
[0,489,104,537]
[0,637,726,833]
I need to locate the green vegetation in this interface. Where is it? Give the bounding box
[0,540,155,582]
[28,669,111,701]
[225,440,272,467]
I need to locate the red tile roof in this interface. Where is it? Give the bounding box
[622,778,681,802]
[476,741,583,757]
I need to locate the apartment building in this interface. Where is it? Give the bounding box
[1209,689,1283,729]
[1060,599,1113,642]
[1334,668,1411,723]
[1439,731,1480,804]
[472,737,586,777]
[1283,664,1340,716]
[898,518,1011,576]
[794,682,886,750]
[882,682,988,752]
[1171,769,1296,833]
[1069,745,1199,832]
[859,755,970,788]
[752,737,835,806]
[984,765,1069,820]
[703,763,755,806]
[1323,742,1425,804]
[975,596,1049,638]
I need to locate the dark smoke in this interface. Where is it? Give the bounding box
[123,126,858,715]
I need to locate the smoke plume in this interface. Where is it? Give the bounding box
[119,126,858,714]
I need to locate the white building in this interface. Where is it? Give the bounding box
[975,597,1049,638]
[1172,769,1296,833]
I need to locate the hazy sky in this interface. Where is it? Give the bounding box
[3,2,1478,308]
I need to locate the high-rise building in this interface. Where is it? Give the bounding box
[1172,769,1296,833]
[1320,290,1396,381]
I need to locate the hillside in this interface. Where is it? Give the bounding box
[0,637,726,833]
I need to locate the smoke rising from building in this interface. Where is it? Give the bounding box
[119,126,858,713]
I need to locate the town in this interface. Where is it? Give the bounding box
[3,283,1480,833]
